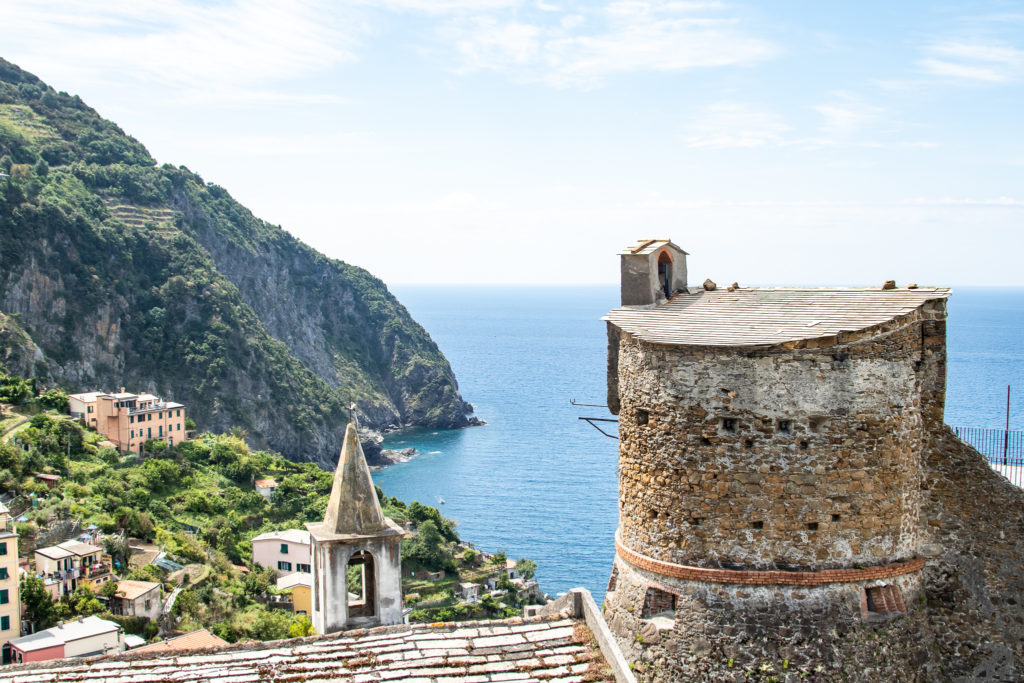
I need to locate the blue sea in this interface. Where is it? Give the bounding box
[374,285,1024,604]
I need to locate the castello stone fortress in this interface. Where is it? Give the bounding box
[601,240,1024,681]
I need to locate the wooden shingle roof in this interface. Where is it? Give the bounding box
[604,286,950,347]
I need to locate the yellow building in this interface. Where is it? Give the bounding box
[35,540,112,598]
[276,572,311,615]
[69,390,187,453]
[0,502,20,663]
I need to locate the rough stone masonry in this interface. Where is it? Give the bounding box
[601,239,1024,682]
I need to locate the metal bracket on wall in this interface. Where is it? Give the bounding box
[578,416,619,439]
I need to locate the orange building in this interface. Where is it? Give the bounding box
[69,390,187,453]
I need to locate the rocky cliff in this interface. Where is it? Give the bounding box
[0,58,474,468]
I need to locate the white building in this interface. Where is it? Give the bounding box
[251,529,311,574]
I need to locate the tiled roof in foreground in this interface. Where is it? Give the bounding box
[604,286,950,347]
[0,613,611,683]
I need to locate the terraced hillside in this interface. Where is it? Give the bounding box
[0,58,474,468]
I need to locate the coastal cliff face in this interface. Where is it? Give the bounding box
[0,58,473,468]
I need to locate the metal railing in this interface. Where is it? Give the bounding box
[953,426,1024,488]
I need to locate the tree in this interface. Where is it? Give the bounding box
[251,607,290,640]
[99,580,124,600]
[515,558,537,580]
[66,586,104,616]
[288,613,315,638]
[403,520,453,572]
[20,575,57,630]
[37,388,68,411]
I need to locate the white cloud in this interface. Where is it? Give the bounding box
[368,0,524,13]
[455,19,542,66]
[813,91,882,137]
[0,0,362,96]
[683,97,934,151]
[918,39,1024,83]
[448,1,777,88]
[683,102,790,149]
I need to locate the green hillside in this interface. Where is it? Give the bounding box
[0,58,474,467]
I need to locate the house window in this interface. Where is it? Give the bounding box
[159,426,163,437]
[0,568,8,580]
[0,542,6,556]
[178,423,181,431]
[278,561,292,571]
[87,406,94,414]
[0,616,8,631]
[0,589,8,604]
[130,416,134,424]
[147,428,151,438]
[297,563,311,573]
[145,599,152,610]
[177,410,181,417]
[280,543,289,554]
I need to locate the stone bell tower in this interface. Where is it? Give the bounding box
[307,423,406,634]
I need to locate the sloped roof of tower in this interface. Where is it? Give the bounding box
[318,422,390,535]
[604,286,950,347]
[619,239,688,256]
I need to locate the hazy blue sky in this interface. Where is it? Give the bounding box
[2,1,1022,285]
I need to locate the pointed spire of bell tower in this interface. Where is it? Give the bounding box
[323,423,387,535]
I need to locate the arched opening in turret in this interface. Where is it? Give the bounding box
[347,551,376,619]
[657,250,673,299]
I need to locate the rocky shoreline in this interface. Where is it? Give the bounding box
[360,417,485,470]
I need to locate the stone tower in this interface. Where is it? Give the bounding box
[307,423,406,634]
[602,239,953,679]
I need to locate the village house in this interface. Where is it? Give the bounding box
[34,540,111,597]
[130,629,228,654]
[456,582,480,602]
[108,580,161,622]
[254,478,278,500]
[67,390,186,453]
[66,391,104,429]
[33,474,59,489]
[504,558,519,579]
[8,616,123,664]
[250,529,311,574]
[276,572,312,615]
[0,504,19,664]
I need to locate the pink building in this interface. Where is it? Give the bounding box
[9,616,123,663]
[68,390,186,454]
[251,529,310,573]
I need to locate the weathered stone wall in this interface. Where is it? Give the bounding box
[604,290,1024,680]
[604,556,934,682]
[614,309,944,571]
[918,426,1024,680]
